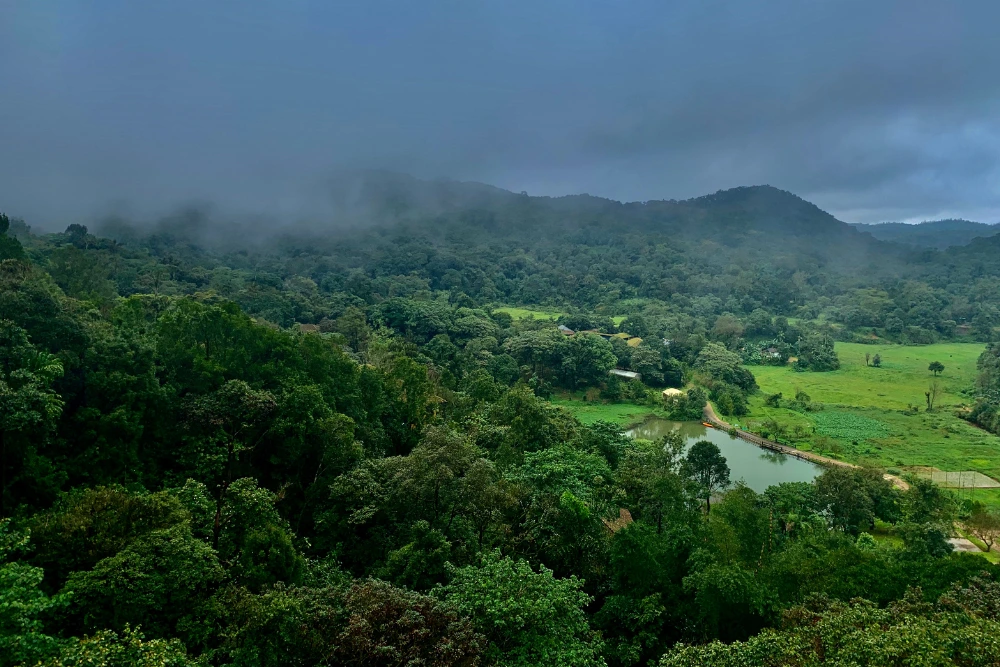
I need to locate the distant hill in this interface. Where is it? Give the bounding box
[851,219,1000,249]
[315,175,894,273]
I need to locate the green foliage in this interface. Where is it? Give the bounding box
[665,387,708,421]
[28,486,190,588]
[683,441,730,513]
[660,588,1000,666]
[811,410,891,442]
[64,524,225,640]
[814,467,898,535]
[221,577,485,667]
[0,213,25,261]
[5,195,1000,665]
[41,626,196,667]
[794,333,840,372]
[437,549,605,667]
[0,520,67,667]
[0,319,65,513]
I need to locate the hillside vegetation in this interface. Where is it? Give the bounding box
[2,176,1000,665]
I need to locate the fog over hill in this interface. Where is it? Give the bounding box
[4,2,1000,224]
[851,219,1000,249]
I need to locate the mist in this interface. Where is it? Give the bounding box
[3,1,999,229]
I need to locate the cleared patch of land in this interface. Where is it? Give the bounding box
[550,393,659,426]
[493,306,566,320]
[745,342,1000,508]
[493,306,627,326]
[751,342,982,411]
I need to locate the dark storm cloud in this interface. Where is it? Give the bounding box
[2,0,999,227]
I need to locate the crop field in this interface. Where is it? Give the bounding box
[746,342,1000,507]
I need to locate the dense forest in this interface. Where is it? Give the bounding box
[852,219,1000,250]
[3,176,1000,665]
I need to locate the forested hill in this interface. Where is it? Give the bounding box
[3,176,1000,665]
[852,219,1000,249]
[6,172,999,342]
[314,174,892,270]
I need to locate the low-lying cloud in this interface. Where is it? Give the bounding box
[2,0,998,227]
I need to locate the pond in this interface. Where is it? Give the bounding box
[626,417,822,492]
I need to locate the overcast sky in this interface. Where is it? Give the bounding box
[3,0,999,228]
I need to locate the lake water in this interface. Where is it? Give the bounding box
[626,417,822,492]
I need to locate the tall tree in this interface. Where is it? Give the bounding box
[0,321,64,515]
[683,441,730,513]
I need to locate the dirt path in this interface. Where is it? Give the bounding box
[703,402,910,491]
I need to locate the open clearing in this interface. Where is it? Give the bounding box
[550,392,659,426]
[493,306,566,320]
[493,306,627,326]
[745,342,1000,507]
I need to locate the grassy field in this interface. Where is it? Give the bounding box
[493,306,566,320]
[493,307,627,327]
[745,342,1000,507]
[751,342,982,412]
[550,392,660,426]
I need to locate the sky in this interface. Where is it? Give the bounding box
[2,0,1000,228]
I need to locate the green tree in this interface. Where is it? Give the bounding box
[216,478,305,591]
[929,360,945,376]
[683,441,730,513]
[794,333,840,372]
[182,380,277,549]
[563,333,617,388]
[0,214,25,261]
[629,346,663,385]
[814,467,897,535]
[0,519,67,667]
[64,524,225,641]
[438,549,606,667]
[41,627,195,667]
[966,505,1000,553]
[0,320,64,515]
[659,590,1000,666]
[221,578,485,667]
[696,343,757,393]
[28,486,190,589]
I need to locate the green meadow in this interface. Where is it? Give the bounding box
[745,342,1000,506]
[752,342,983,411]
[493,306,566,320]
[493,306,627,327]
[550,392,660,426]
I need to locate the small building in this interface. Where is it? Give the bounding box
[557,325,575,336]
[662,387,684,399]
[764,346,781,359]
[609,369,641,380]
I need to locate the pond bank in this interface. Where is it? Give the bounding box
[703,402,909,491]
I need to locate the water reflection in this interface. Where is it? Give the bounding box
[625,417,820,492]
